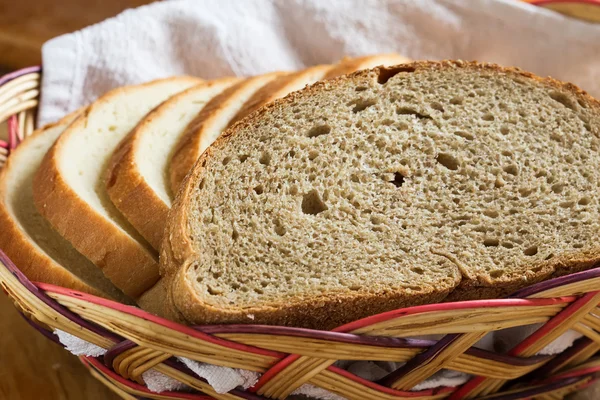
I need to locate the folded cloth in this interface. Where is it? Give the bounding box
[39,0,600,126]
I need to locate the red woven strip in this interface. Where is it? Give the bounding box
[35,282,283,358]
[334,297,575,333]
[81,357,213,400]
[510,291,600,356]
[8,115,18,149]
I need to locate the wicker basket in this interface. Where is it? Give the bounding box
[3,63,600,399]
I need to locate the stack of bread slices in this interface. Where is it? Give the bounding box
[2,56,600,330]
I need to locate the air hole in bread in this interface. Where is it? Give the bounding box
[207,285,223,295]
[390,172,405,187]
[355,86,368,92]
[431,102,444,112]
[482,113,495,121]
[574,243,584,249]
[411,267,425,275]
[483,209,499,218]
[259,152,271,166]
[560,201,575,208]
[450,97,463,105]
[579,197,591,206]
[524,246,538,256]
[549,91,576,110]
[503,164,519,176]
[350,98,377,113]
[254,185,264,195]
[307,124,331,138]
[545,253,555,260]
[551,183,564,194]
[483,238,500,247]
[239,154,249,162]
[274,223,287,236]
[302,190,328,215]
[198,179,205,189]
[308,150,319,160]
[377,65,415,84]
[232,229,239,241]
[396,107,432,120]
[500,126,510,135]
[436,153,459,170]
[501,242,514,249]
[454,131,473,140]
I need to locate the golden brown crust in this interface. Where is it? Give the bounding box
[0,111,109,296]
[162,61,600,329]
[32,78,199,299]
[105,77,236,250]
[168,72,285,194]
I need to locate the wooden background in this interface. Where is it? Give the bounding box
[0,1,150,398]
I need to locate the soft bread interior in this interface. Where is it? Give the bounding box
[57,79,198,250]
[136,79,240,205]
[180,63,600,313]
[4,120,127,300]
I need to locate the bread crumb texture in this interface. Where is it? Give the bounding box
[178,61,600,325]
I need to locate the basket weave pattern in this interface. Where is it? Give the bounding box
[1,68,600,400]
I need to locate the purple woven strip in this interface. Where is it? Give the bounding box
[531,337,596,379]
[376,333,462,387]
[196,324,549,367]
[484,376,591,400]
[104,340,137,368]
[510,266,600,298]
[18,311,63,346]
[0,66,41,87]
[0,250,122,342]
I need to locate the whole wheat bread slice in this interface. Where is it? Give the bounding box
[33,77,199,299]
[0,112,128,301]
[161,61,600,329]
[106,77,241,250]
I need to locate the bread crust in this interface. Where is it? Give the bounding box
[168,72,284,193]
[106,77,240,250]
[229,64,333,125]
[162,61,600,329]
[0,111,109,296]
[323,53,411,79]
[33,77,199,299]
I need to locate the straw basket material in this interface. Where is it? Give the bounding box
[3,65,600,400]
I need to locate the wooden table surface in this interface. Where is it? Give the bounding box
[0,2,149,398]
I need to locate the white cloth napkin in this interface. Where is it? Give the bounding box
[39,0,600,127]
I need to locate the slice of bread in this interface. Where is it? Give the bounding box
[106,77,241,250]
[161,61,600,329]
[33,77,200,299]
[0,111,128,301]
[169,72,285,193]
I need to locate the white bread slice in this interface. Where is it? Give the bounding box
[106,77,241,250]
[161,61,600,329]
[33,77,200,299]
[169,72,285,193]
[324,53,412,79]
[0,111,128,301]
